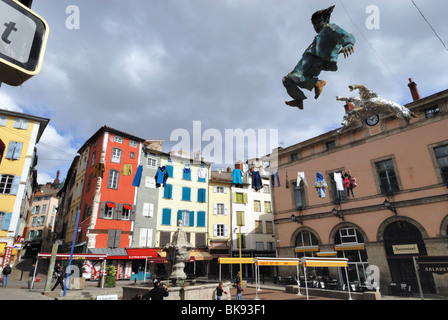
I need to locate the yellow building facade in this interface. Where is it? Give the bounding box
[0,109,49,264]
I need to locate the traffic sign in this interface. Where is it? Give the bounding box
[0,0,49,86]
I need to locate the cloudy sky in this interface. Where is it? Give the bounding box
[1,0,447,184]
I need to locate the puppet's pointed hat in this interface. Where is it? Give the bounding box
[311,5,335,23]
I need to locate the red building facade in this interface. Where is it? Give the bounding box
[77,126,145,251]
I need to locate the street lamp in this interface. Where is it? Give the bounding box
[332,208,344,221]
[383,199,397,215]
[290,213,303,225]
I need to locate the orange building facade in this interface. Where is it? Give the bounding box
[273,83,448,295]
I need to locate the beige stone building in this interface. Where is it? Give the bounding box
[273,80,448,295]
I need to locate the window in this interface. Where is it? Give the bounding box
[0,212,5,228]
[0,115,7,126]
[130,152,135,159]
[41,204,47,214]
[197,188,206,202]
[236,211,245,226]
[295,230,318,247]
[267,242,275,251]
[256,242,264,251]
[182,168,191,180]
[292,180,307,209]
[122,205,132,220]
[111,148,122,163]
[107,170,119,189]
[216,186,224,193]
[32,206,40,215]
[129,140,138,147]
[104,203,115,219]
[263,184,270,193]
[266,221,273,234]
[214,224,228,237]
[329,172,347,204]
[147,157,157,168]
[234,192,247,204]
[37,216,45,226]
[160,232,171,247]
[326,140,336,151]
[5,142,23,160]
[182,187,191,201]
[255,220,263,233]
[196,233,206,248]
[375,159,399,194]
[254,200,261,212]
[290,153,299,161]
[337,227,360,244]
[264,201,272,213]
[31,216,38,227]
[86,173,93,192]
[424,106,440,118]
[0,174,15,194]
[13,118,29,129]
[214,203,226,215]
[143,202,154,218]
[91,151,96,167]
[434,144,448,183]
[113,135,123,143]
[179,210,193,227]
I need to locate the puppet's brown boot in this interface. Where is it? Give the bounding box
[285,99,304,110]
[314,80,327,99]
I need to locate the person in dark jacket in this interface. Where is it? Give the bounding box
[216,282,228,300]
[51,263,65,291]
[143,279,169,300]
[2,264,12,287]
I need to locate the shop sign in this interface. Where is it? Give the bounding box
[417,257,448,275]
[392,244,419,255]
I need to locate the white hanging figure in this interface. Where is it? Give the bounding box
[336,84,416,133]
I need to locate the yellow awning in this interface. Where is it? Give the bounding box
[256,259,299,266]
[190,250,213,261]
[300,257,348,268]
[218,257,254,264]
[316,251,337,257]
[295,246,319,253]
[334,244,365,251]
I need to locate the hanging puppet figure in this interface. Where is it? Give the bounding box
[283,5,355,110]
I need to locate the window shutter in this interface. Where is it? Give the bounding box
[224,224,229,237]
[114,229,121,248]
[10,176,21,195]
[114,203,121,220]
[197,211,205,227]
[213,186,217,193]
[232,192,237,203]
[139,228,148,247]
[224,204,228,215]
[1,212,12,230]
[166,165,174,177]
[143,203,150,217]
[243,193,248,204]
[162,208,171,225]
[213,203,217,215]
[98,202,105,219]
[107,230,115,248]
[189,211,194,227]
[223,187,228,194]
[130,205,136,221]
[213,224,218,237]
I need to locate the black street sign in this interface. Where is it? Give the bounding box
[0,0,48,86]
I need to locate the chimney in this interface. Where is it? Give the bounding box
[227,166,232,173]
[407,78,420,101]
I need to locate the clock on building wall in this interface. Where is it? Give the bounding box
[365,114,380,126]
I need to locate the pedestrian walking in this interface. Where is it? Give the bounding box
[28,263,36,289]
[234,280,244,300]
[2,264,12,287]
[142,279,169,300]
[216,282,228,300]
[51,263,65,291]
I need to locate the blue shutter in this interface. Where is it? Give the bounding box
[164,184,172,199]
[5,142,14,159]
[197,211,206,227]
[182,169,191,180]
[189,211,194,227]
[10,176,20,195]
[182,187,191,201]
[162,208,171,225]
[1,212,12,230]
[166,165,174,177]
[13,142,23,160]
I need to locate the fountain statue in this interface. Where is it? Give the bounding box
[164,221,194,286]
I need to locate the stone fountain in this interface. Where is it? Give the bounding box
[164,221,194,287]
[122,223,232,300]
